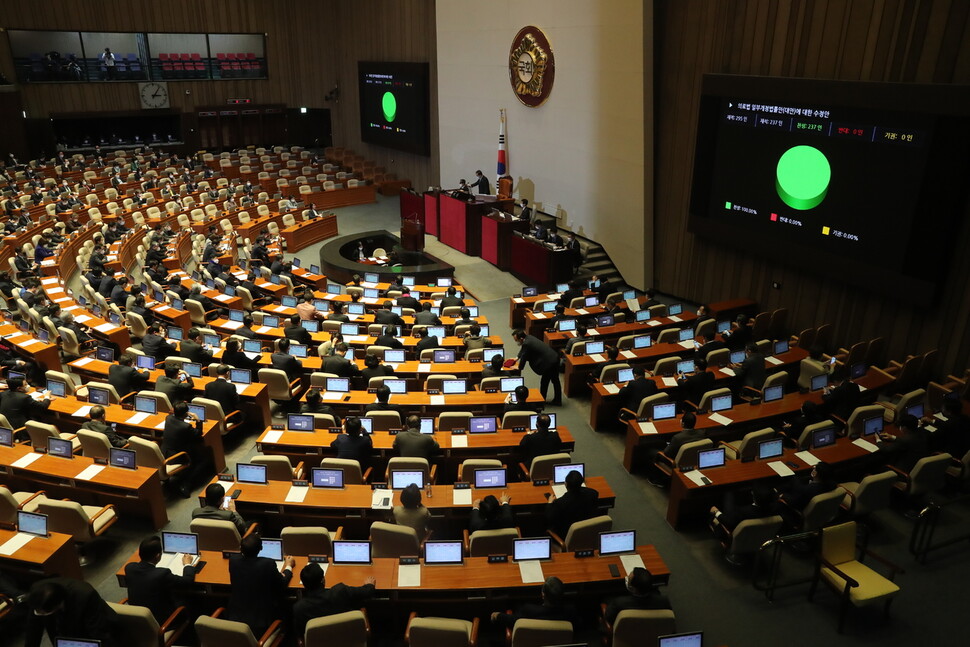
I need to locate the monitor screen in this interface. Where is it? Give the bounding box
[436,277,453,287]
[187,404,207,421]
[244,339,263,354]
[863,416,884,436]
[419,417,435,434]
[292,257,302,268]
[616,367,634,383]
[424,540,463,565]
[763,385,784,402]
[229,309,245,322]
[333,540,372,564]
[812,426,837,449]
[258,538,284,561]
[729,350,746,364]
[584,295,599,307]
[364,272,379,283]
[717,320,731,333]
[483,348,504,361]
[668,304,683,316]
[311,467,344,488]
[310,264,321,274]
[758,438,785,460]
[290,344,309,358]
[236,462,267,484]
[850,362,868,379]
[811,373,829,391]
[623,289,637,300]
[469,417,497,433]
[585,340,605,355]
[529,413,557,429]
[136,355,156,370]
[522,286,538,297]
[17,510,47,537]
[905,403,924,419]
[46,379,67,398]
[225,286,236,298]
[327,284,342,295]
[500,377,524,393]
[710,394,732,412]
[659,632,703,647]
[474,468,506,488]
[363,288,379,299]
[95,346,114,362]
[377,379,403,395]
[172,298,184,311]
[184,363,202,378]
[653,403,677,420]
[467,306,479,317]
[553,463,584,484]
[442,380,467,395]
[134,396,157,415]
[427,326,446,339]
[402,276,415,286]
[384,349,406,363]
[263,315,280,327]
[56,640,102,647]
[634,335,652,349]
[433,349,456,363]
[48,437,73,458]
[678,328,693,342]
[599,529,636,556]
[773,340,790,355]
[636,309,652,322]
[0,427,12,447]
[513,537,552,562]
[270,275,282,285]
[109,447,137,469]
[347,303,365,315]
[301,320,320,332]
[390,470,425,489]
[359,417,374,434]
[230,368,252,384]
[597,314,615,328]
[340,323,359,335]
[558,319,577,332]
[287,414,314,431]
[324,378,349,394]
[697,448,726,469]
[676,359,695,374]
[167,326,184,340]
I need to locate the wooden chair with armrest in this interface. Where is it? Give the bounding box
[195,608,284,647]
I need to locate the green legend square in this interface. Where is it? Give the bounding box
[724,201,732,209]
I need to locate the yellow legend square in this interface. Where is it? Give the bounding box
[821,226,830,235]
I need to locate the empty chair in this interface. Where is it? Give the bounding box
[464,527,520,557]
[366,410,402,431]
[688,387,732,413]
[320,458,371,484]
[784,488,844,532]
[251,455,305,480]
[190,518,256,552]
[520,452,571,481]
[127,435,188,484]
[507,619,572,647]
[76,430,114,459]
[259,368,305,406]
[652,356,681,377]
[195,610,284,647]
[192,396,244,436]
[26,421,80,452]
[721,427,775,461]
[370,520,421,558]
[718,515,784,565]
[458,459,502,483]
[108,601,190,647]
[437,411,473,431]
[838,471,897,517]
[548,514,612,552]
[607,609,676,647]
[304,610,368,647]
[36,499,118,546]
[386,456,435,484]
[619,392,670,421]
[281,526,341,556]
[406,612,479,647]
[890,453,953,501]
[0,486,47,523]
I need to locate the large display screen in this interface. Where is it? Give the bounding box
[358,61,430,156]
[689,75,970,301]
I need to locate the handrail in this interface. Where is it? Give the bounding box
[752,529,822,601]
[909,493,970,564]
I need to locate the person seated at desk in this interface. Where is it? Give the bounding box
[33,236,54,267]
[302,388,335,416]
[778,461,837,522]
[820,367,862,422]
[366,384,401,414]
[454,307,476,327]
[393,414,439,459]
[462,323,490,351]
[440,286,463,308]
[192,482,249,534]
[221,338,260,372]
[393,483,431,538]
[533,220,548,242]
[619,365,659,412]
[205,364,242,419]
[452,179,472,199]
[330,416,373,465]
[732,342,766,394]
[145,241,167,265]
[1,377,51,435]
[156,362,195,406]
[110,353,151,397]
[874,414,931,473]
[0,271,17,300]
[595,346,625,382]
[81,405,128,448]
[375,325,404,350]
[709,486,778,550]
[677,358,714,411]
[235,314,258,340]
[283,314,313,345]
[98,273,119,300]
[321,342,358,378]
[780,401,822,444]
[546,226,564,247]
[695,331,726,361]
[53,195,73,214]
[23,577,119,647]
[649,412,704,472]
[272,338,304,382]
[187,285,217,314]
[326,302,350,323]
[482,354,508,379]
[564,323,591,357]
[414,302,441,326]
[375,301,405,327]
[519,413,562,465]
[491,576,572,630]
[395,289,421,312]
[162,402,206,497]
[10,250,34,280]
[929,398,970,457]
[216,265,238,288]
[124,536,199,625]
[361,353,395,382]
[109,276,129,306]
[546,470,600,538]
[180,327,214,365]
[226,534,295,638]
[470,492,514,533]
[167,274,190,300]
[504,384,539,414]
[292,562,376,639]
[296,295,322,321]
[724,313,752,351]
[602,567,671,626]
[414,327,440,355]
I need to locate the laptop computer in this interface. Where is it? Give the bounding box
[236,462,268,484]
[599,529,636,556]
[469,416,497,433]
[659,632,703,647]
[17,510,48,537]
[474,468,507,488]
[513,537,552,562]
[159,531,200,574]
[108,447,137,469]
[287,414,314,431]
[529,413,557,429]
[332,540,372,564]
[258,537,286,570]
[552,463,584,497]
[390,470,425,490]
[311,467,344,489]
[758,438,785,460]
[424,540,464,565]
[697,448,726,469]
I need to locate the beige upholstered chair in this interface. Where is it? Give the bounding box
[26,421,80,452]
[320,458,371,484]
[304,610,368,647]
[251,455,305,480]
[656,439,715,478]
[721,427,776,461]
[127,435,188,483]
[838,471,897,517]
[280,526,341,556]
[36,499,117,544]
[77,430,114,459]
[190,518,255,552]
[609,609,676,647]
[520,452,571,481]
[370,521,421,558]
[385,457,435,484]
[108,601,190,647]
[463,527,520,557]
[719,515,784,564]
[457,459,502,483]
[195,610,284,647]
[0,486,46,523]
[366,410,402,431]
[549,514,612,552]
[406,612,479,647]
[507,618,572,647]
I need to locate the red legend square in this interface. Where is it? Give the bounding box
[770,213,778,221]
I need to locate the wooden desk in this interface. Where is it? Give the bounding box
[0,323,61,376]
[510,235,572,286]
[0,528,83,580]
[292,386,545,412]
[304,184,377,210]
[481,212,528,270]
[438,195,513,256]
[0,443,168,529]
[39,277,131,351]
[424,190,441,237]
[280,214,339,253]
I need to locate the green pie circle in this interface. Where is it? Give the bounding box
[382,91,397,123]
[775,145,831,210]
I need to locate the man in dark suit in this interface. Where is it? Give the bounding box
[546,469,600,538]
[375,325,403,349]
[414,302,441,325]
[695,332,726,362]
[330,416,374,466]
[292,562,376,638]
[677,358,715,410]
[821,368,862,421]
[512,329,562,406]
[234,314,258,340]
[395,289,421,312]
[179,327,214,365]
[192,482,249,534]
[0,378,51,432]
[226,534,295,637]
[272,338,304,382]
[725,313,752,351]
[375,301,405,327]
[109,276,129,306]
[658,412,705,463]
[874,414,930,473]
[491,576,573,630]
[517,198,533,221]
[142,324,177,361]
[393,414,439,459]
[468,169,490,194]
[518,413,562,466]
[557,279,584,307]
[156,362,194,406]
[204,364,242,417]
[709,486,778,547]
[366,385,403,415]
[533,220,548,242]
[618,366,659,413]
[503,384,539,414]
[321,342,358,378]
[109,353,151,397]
[546,226,564,247]
[125,536,199,624]
[187,285,217,314]
[24,577,119,647]
[782,401,821,444]
[930,398,970,457]
[779,461,837,512]
[222,338,261,372]
[162,402,206,497]
[283,314,313,345]
[414,328,440,356]
[602,568,672,625]
[469,493,514,533]
[439,287,463,308]
[361,354,395,383]
[733,342,766,393]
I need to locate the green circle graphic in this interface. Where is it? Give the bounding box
[382,91,397,123]
[775,145,831,210]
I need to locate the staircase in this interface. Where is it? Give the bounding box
[577,240,624,288]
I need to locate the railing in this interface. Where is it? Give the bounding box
[909,493,970,564]
[751,530,822,601]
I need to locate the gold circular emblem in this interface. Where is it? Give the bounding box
[509,26,555,107]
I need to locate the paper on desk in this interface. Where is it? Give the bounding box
[234,383,248,394]
[767,461,795,477]
[371,488,393,510]
[72,405,92,419]
[586,329,600,336]
[285,485,309,503]
[53,297,71,304]
[620,553,646,575]
[547,293,562,300]
[73,357,95,367]
[154,420,166,430]
[661,377,678,387]
[263,430,283,443]
[361,281,378,288]
[637,421,657,434]
[417,364,432,373]
[708,412,733,426]
[20,339,43,347]
[513,298,525,304]
[677,341,694,349]
[362,298,378,305]
[620,350,636,360]
[720,368,736,377]
[552,484,567,498]
[603,383,620,395]
[322,392,341,400]
[256,326,274,334]
[398,564,421,587]
[647,320,661,327]
[795,450,820,466]
[574,309,588,315]
[222,321,243,330]
[626,298,641,312]
[214,294,231,302]
[518,560,545,584]
[0,533,34,556]
[453,489,472,505]
[430,395,445,406]
[94,323,116,333]
[75,315,92,324]
[852,438,879,453]
[273,305,289,313]
[533,313,547,319]
[75,464,106,481]
[126,412,151,425]
[589,354,605,363]
[857,384,867,393]
[41,277,59,285]
[451,434,468,448]
[684,470,710,486]
[669,316,682,323]
[12,452,43,469]
[765,356,783,366]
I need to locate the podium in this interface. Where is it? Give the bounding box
[481,212,528,270]
[400,217,425,252]
[510,234,572,285]
[423,190,441,236]
[439,194,515,257]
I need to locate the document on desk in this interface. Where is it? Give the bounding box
[626,298,641,312]
[371,488,393,510]
[795,450,820,466]
[41,277,60,285]
[12,452,43,469]
[765,356,783,366]
[603,384,620,394]
[450,434,468,448]
[662,377,678,387]
[417,364,432,373]
[637,421,658,435]
[588,353,605,363]
[646,320,661,327]
[586,329,600,336]
[453,488,472,505]
[574,309,588,316]
[126,412,151,425]
[72,405,92,419]
[75,314,92,324]
[0,533,34,556]
[518,560,545,584]
[222,321,243,330]
[20,339,43,348]
[684,470,710,487]
[512,297,525,304]
[708,412,733,426]
[720,368,736,377]
[767,461,795,477]
[73,357,95,367]
[398,564,421,587]
[620,553,646,575]
[430,395,445,406]
[679,341,695,349]
[263,430,283,444]
[285,485,309,503]
[256,326,274,334]
[94,323,116,333]
[620,351,637,360]
[552,484,567,498]
[852,438,879,453]
[533,313,547,319]
[322,392,342,400]
[75,464,106,481]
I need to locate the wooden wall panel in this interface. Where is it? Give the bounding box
[654,0,970,376]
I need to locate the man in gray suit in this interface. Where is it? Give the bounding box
[392,414,439,460]
[191,482,249,534]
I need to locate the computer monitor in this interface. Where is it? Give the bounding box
[529,413,557,429]
[258,539,284,561]
[263,315,280,328]
[678,328,693,342]
[513,537,552,562]
[382,379,406,395]
[309,264,321,275]
[863,416,884,437]
[183,362,202,378]
[906,403,925,419]
[95,346,114,362]
[636,309,652,323]
[56,639,102,647]
[0,427,12,447]
[363,288,379,299]
[134,396,158,415]
[390,470,425,490]
[597,314,615,328]
[229,309,245,322]
[236,462,268,485]
[347,303,366,315]
[172,298,184,311]
[811,373,829,391]
[287,414,314,431]
[136,355,156,370]
[763,385,784,403]
[311,467,344,488]
[280,296,298,308]
[653,403,677,421]
[340,323,359,336]
[758,438,785,460]
[47,379,67,398]
[109,447,137,469]
[326,284,342,295]
[676,359,695,375]
[697,448,726,469]
[850,362,868,379]
[585,340,605,355]
[167,326,184,341]
[634,335,652,349]
[558,319,577,332]
[668,304,683,316]
[474,468,507,488]
[500,377,524,393]
[292,257,302,268]
[773,340,790,355]
[7,371,24,381]
[522,286,538,297]
[17,510,48,537]
[301,320,320,332]
[584,295,599,307]
[623,289,637,300]
[658,632,703,647]
[290,344,309,358]
[402,276,415,286]
[109,313,121,326]
[717,320,731,334]
[442,379,467,395]
[466,306,479,317]
[811,426,837,449]
[333,541,372,564]
[244,339,263,354]
[469,416,497,433]
[419,417,435,434]
[162,531,199,556]
[553,463,584,484]
[729,350,746,364]
[616,367,634,383]
[224,285,236,297]
[588,278,601,289]
[433,349,456,363]
[424,540,464,565]
[47,436,73,458]
[599,529,636,556]
[710,394,733,412]
[384,349,406,363]
[427,325,446,339]
[187,404,207,421]
[482,348,504,361]
[359,417,373,434]
[270,275,282,285]
[230,368,252,384]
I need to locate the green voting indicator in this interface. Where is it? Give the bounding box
[775,145,830,210]
[382,91,397,123]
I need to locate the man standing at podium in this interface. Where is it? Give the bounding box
[468,170,491,195]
